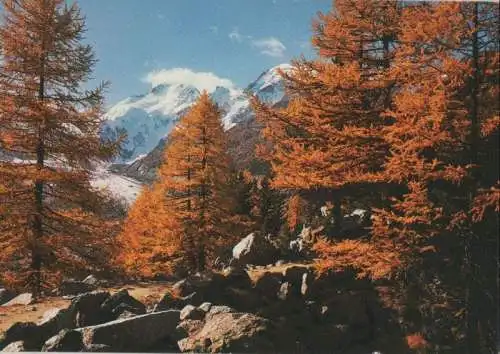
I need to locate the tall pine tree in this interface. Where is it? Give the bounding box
[0,0,121,297]
[252,0,401,235]
[118,92,238,274]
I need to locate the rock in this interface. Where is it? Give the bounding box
[1,341,25,352]
[172,279,192,298]
[177,309,277,353]
[58,280,96,296]
[198,302,212,313]
[284,266,313,296]
[341,209,370,236]
[100,289,146,320]
[79,310,180,352]
[204,305,235,319]
[221,287,262,313]
[222,267,252,290]
[153,291,201,312]
[175,319,204,340]
[116,310,137,320]
[180,305,206,321]
[253,272,283,300]
[37,307,77,341]
[172,271,225,301]
[1,293,33,307]
[71,291,110,327]
[82,275,99,286]
[275,260,286,266]
[42,329,83,352]
[0,305,78,351]
[301,272,312,297]
[0,289,15,306]
[232,232,279,266]
[277,282,292,301]
[86,344,112,352]
[0,322,43,351]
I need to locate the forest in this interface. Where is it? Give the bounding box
[0,0,498,353]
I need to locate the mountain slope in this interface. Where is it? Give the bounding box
[106,64,291,183]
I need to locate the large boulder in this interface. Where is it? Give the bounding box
[0,322,43,351]
[0,305,78,351]
[42,329,83,352]
[70,291,110,327]
[0,289,15,306]
[58,280,96,296]
[232,232,279,266]
[100,289,146,320]
[253,272,283,300]
[1,293,33,307]
[177,307,282,353]
[79,310,180,352]
[37,307,77,340]
[221,267,252,290]
[153,291,202,312]
[172,271,225,303]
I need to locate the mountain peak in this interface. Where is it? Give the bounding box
[103,64,290,162]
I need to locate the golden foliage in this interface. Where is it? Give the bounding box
[117,93,239,275]
[0,0,122,294]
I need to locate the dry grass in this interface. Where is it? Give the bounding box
[0,282,172,333]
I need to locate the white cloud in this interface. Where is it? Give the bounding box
[143,68,235,93]
[228,28,243,42]
[251,37,286,57]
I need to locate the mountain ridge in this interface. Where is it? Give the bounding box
[107,64,291,183]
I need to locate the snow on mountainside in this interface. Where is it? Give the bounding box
[91,167,142,205]
[102,64,292,164]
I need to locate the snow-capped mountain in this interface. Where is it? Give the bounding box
[102,64,292,164]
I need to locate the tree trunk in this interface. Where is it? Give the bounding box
[465,3,480,352]
[32,37,47,299]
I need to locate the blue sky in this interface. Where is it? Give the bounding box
[78,0,332,106]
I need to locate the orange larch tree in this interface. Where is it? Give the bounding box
[252,0,401,234]
[115,182,183,278]
[0,0,121,296]
[118,92,238,275]
[314,2,498,351]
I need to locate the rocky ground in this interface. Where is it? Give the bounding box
[0,231,407,353]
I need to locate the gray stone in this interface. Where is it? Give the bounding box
[198,302,212,313]
[79,310,180,352]
[277,282,292,301]
[232,232,279,266]
[58,280,96,296]
[0,322,42,351]
[1,293,33,307]
[222,266,252,290]
[1,341,25,352]
[177,310,276,353]
[42,329,83,352]
[100,289,146,320]
[253,272,283,299]
[37,306,77,342]
[82,275,99,286]
[70,291,110,327]
[180,305,205,321]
